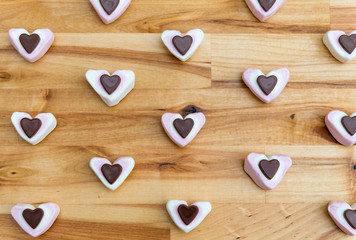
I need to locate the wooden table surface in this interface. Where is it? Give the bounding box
[0,0,356,239]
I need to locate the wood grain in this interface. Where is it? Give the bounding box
[0,0,356,239]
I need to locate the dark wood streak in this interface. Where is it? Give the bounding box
[49,47,211,79]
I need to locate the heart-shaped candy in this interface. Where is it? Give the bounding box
[325,110,356,146]
[8,28,54,63]
[89,0,131,24]
[11,202,60,237]
[11,112,57,145]
[323,30,356,63]
[245,0,286,22]
[244,153,292,190]
[86,70,135,107]
[242,68,289,103]
[161,29,204,62]
[161,112,206,147]
[90,157,135,190]
[328,201,356,235]
[166,200,211,233]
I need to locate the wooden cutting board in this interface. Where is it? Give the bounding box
[0,0,355,239]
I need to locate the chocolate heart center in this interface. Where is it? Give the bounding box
[173,118,194,139]
[341,116,356,136]
[344,209,356,229]
[22,208,44,229]
[100,74,121,95]
[172,36,193,56]
[339,34,356,54]
[100,0,120,15]
[259,159,280,180]
[19,33,40,54]
[257,75,278,95]
[258,0,276,12]
[20,118,42,138]
[178,204,199,225]
[101,164,122,184]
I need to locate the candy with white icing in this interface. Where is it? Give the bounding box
[323,30,356,63]
[90,157,135,191]
[328,201,356,236]
[86,70,135,107]
[161,29,204,62]
[325,110,356,146]
[166,200,211,233]
[244,153,292,190]
[11,112,57,145]
[245,0,286,22]
[242,68,289,103]
[161,112,205,147]
[90,0,131,24]
[8,28,54,63]
[11,202,60,237]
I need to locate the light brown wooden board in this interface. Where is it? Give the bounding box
[0,0,355,239]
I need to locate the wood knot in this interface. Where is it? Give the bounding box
[45,89,51,100]
[0,72,11,81]
[0,167,33,179]
[181,105,203,117]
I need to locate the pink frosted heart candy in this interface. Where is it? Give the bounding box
[161,112,206,147]
[166,200,211,233]
[328,201,356,236]
[86,69,135,107]
[89,0,131,24]
[245,0,287,22]
[325,110,356,146]
[161,29,204,62]
[11,112,57,145]
[323,30,356,63]
[242,68,289,103]
[90,157,135,190]
[11,202,60,237]
[244,153,292,190]
[8,28,54,63]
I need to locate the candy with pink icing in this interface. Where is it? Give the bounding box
[11,112,57,145]
[166,200,211,233]
[244,153,292,190]
[8,28,54,63]
[328,201,356,236]
[245,0,286,22]
[161,112,205,147]
[90,0,131,24]
[242,68,289,103]
[161,29,204,62]
[11,202,60,237]
[323,30,356,63]
[86,69,135,107]
[325,110,356,146]
[90,157,135,191]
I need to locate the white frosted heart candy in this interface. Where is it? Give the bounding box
[161,112,205,147]
[11,202,60,237]
[323,30,356,63]
[8,28,54,63]
[244,153,292,190]
[325,110,356,146]
[328,201,356,236]
[245,0,287,22]
[90,157,135,191]
[242,68,289,103]
[11,112,57,145]
[161,29,204,62]
[89,0,131,24]
[86,69,135,107]
[166,200,211,233]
